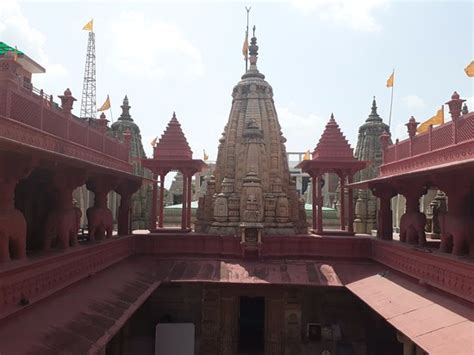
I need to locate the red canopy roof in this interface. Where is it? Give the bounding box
[297,114,367,174]
[153,112,192,160]
[313,114,358,162]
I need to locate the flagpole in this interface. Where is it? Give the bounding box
[109,106,114,123]
[245,6,251,72]
[388,68,395,129]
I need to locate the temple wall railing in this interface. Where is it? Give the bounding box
[371,239,474,303]
[381,112,474,176]
[0,237,134,320]
[0,81,129,165]
[1,235,472,322]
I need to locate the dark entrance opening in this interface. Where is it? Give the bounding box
[238,296,265,354]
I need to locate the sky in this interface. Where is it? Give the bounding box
[1,0,473,164]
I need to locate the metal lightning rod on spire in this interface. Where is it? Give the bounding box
[242,7,251,72]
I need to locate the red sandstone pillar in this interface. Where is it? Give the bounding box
[181,173,188,230]
[339,174,346,231]
[348,174,354,234]
[374,188,396,240]
[186,174,192,229]
[158,174,165,228]
[150,172,158,230]
[316,174,323,234]
[311,175,317,231]
[117,190,132,236]
[116,180,140,236]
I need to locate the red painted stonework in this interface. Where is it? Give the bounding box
[142,113,206,231]
[360,91,474,258]
[298,114,367,234]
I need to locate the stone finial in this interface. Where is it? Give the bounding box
[379,130,391,150]
[248,26,259,65]
[58,88,76,113]
[330,112,335,121]
[406,116,419,138]
[118,95,132,121]
[445,91,466,121]
[462,102,469,115]
[97,112,109,133]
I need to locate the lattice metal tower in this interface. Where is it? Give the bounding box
[80,30,97,121]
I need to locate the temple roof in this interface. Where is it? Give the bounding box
[153,112,192,160]
[313,114,358,161]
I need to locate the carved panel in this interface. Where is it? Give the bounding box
[372,240,474,303]
[0,237,133,320]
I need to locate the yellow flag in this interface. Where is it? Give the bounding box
[150,136,158,147]
[242,32,249,59]
[203,149,209,161]
[83,19,93,32]
[417,106,444,133]
[465,61,474,77]
[386,71,394,88]
[303,150,311,160]
[98,95,111,111]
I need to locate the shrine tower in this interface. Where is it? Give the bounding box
[195,29,307,235]
[353,98,391,234]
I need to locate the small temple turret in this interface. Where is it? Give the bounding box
[353,97,391,234]
[195,28,307,236]
[110,96,152,229]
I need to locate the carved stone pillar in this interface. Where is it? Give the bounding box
[316,174,324,234]
[373,186,397,240]
[339,172,346,231]
[86,175,118,241]
[44,167,86,250]
[116,180,141,236]
[187,173,192,229]
[347,174,354,234]
[399,184,427,245]
[181,173,188,230]
[0,153,35,262]
[158,174,165,228]
[311,176,317,230]
[150,172,158,230]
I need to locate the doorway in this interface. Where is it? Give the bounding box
[238,296,265,354]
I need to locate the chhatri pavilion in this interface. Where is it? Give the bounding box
[0,29,472,355]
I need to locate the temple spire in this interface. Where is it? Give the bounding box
[366,96,382,122]
[241,25,265,80]
[118,95,132,121]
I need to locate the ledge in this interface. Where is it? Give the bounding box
[0,237,134,320]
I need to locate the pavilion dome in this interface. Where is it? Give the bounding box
[312,114,357,161]
[153,112,193,160]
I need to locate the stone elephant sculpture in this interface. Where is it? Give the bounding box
[0,209,27,262]
[439,213,474,257]
[43,208,80,250]
[400,211,426,246]
[86,206,113,242]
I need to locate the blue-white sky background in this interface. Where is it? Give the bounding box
[1,0,473,165]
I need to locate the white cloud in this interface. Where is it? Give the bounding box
[289,0,388,32]
[0,0,68,83]
[107,11,204,79]
[402,95,425,110]
[276,105,327,151]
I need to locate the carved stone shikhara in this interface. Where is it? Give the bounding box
[195,33,307,236]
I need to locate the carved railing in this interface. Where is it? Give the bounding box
[371,239,474,303]
[0,237,134,320]
[381,113,474,176]
[0,78,129,169]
